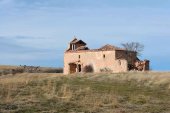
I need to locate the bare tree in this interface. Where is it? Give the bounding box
[121,42,144,56]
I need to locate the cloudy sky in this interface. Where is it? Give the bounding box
[0,0,170,70]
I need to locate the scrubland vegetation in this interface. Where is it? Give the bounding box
[0,65,63,76]
[0,72,170,113]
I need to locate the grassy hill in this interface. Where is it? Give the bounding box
[0,72,170,113]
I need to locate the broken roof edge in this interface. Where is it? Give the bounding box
[99,44,126,51]
[70,38,86,45]
[65,48,128,53]
[67,38,136,53]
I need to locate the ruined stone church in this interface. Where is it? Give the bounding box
[64,38,149,74]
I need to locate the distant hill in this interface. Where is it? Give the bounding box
[0,65,17,70]
[0,65,63,76]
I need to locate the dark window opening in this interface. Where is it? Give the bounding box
[79,55,81,59]
[78,64,81,72]
[103,54,106,58]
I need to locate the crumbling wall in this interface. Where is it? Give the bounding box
[115,50,137,65]
[134,60,150,71]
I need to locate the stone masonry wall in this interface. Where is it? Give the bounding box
[64,50,128,74]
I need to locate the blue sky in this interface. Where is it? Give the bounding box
[0,0,170,70]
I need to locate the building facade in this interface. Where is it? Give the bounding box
[64,38,149,74]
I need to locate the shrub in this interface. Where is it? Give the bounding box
[56,68,63,73]
[83,64,94,73]
[41,68,63,73]
[11,68,24,75]
[100,67,112,73]
[3,70,10,75]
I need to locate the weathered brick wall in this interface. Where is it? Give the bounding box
[144,60,150,71]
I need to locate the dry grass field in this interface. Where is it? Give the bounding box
[0,72,170,113]
[0,65,17,70]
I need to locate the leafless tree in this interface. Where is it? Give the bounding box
[121,42,144,56]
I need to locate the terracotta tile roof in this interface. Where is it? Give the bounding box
[99,44,125,51]
[66,40,126,53]
[65,44,126,53]
[65,49,98,53]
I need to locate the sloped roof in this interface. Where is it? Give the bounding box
[70,38,78,43]
[76,46,89,50]
[99,44,125,51]
[70,38,86,45]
